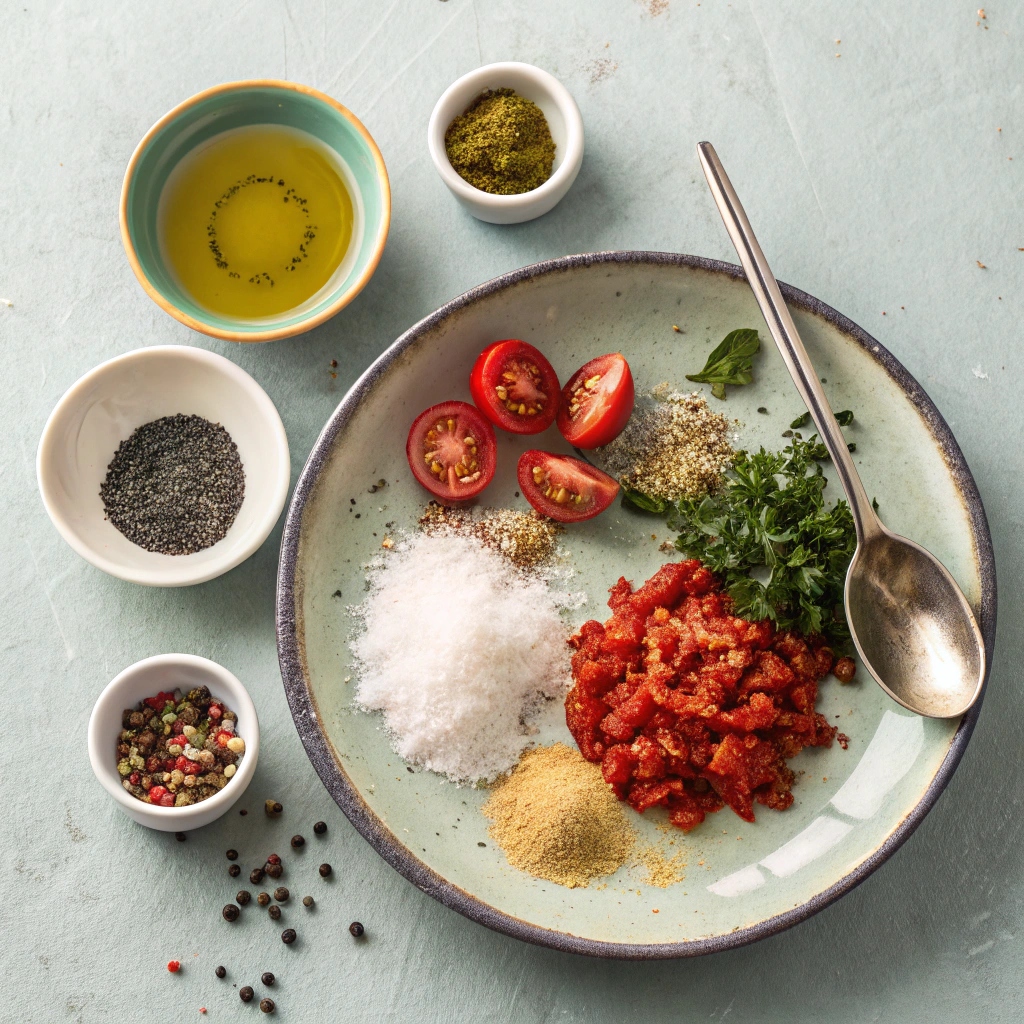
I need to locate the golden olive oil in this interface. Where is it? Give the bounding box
[159,125,355,319]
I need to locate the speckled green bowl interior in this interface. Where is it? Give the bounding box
[123,83,387,337]
[279,254,992,957]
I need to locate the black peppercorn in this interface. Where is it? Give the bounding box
[268,905,282,921]
[281,928,296,944]
[250,867,265,885]
[175,832,187,842]
[265,800,283,817]
[274,887,289,903]
[226,849,238,860]
[228,864,241,878]
[215,965,226,979]
[302,896,314,908]
[349,921,364,937]
[262,972,275,986]
[313,821,327,835]
[260,997,276,1013]
[257,892,271,907]
[240,986,254,1003]
[222,904,240,922]
[236,890,251,906]
[266,863,283,880]
[318,863,332,877]
[290,834,305,848]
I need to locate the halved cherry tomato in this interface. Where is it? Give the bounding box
[406,401,496,503]
[469,339,560,435]
[556,353,635,449]
[517,451,620,523]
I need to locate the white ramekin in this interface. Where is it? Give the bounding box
[88,654,260,832]
[427,62,584,224]
[37,345,290,587]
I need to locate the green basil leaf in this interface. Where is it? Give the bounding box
[835,409,855,426]
[620,482,668,515]
[790,411,811,429]
[685,328,761,399]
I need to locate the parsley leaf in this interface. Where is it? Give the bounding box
[665,436,856,646]
[791,409,854,429]
[686,328,761,400]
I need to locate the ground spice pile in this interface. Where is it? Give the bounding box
[100,413,245,555]
[351,533,571,783]
[444,88,556,195]
[483,743,636,888]
[598,386,734,502]
[419,502,562,570]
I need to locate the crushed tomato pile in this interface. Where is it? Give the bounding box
[566,560,838,832]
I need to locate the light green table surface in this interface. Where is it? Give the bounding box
[2,2,1021,1020]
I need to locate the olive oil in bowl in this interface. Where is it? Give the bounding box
[159,125,359,320]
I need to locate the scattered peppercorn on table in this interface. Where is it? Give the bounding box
[3,2,1021,1022]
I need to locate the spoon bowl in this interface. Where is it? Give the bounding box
[846,527,985,717]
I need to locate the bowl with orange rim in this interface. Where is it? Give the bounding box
[120,79,391,343]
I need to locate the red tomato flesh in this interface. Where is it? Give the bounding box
[406,401,496,503]
[517,451,620,523]
[469,339,560,435]
[556,353,635,449]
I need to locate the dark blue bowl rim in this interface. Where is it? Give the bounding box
[275,250,997,960]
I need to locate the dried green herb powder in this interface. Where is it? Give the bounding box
[444,88,556,195]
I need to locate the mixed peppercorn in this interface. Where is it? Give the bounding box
[117,686,244,807]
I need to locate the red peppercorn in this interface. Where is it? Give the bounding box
[172,720,185,734]
[167,960,181,973]
[175,756,189,771]
[149,785,168,802]
[145,756,161,773]
[129,772,140,785]
[159,792,175,807]
[183,761,202,776]
[267,854,281,866]
[163,759,175,772]
[209,705,222,720]
[217,733,229,747]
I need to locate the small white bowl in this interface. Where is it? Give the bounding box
[427,62,584,224]
[89,654,260,832]
[37,346,290,587]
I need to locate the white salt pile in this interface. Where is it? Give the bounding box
[350,532,572,784]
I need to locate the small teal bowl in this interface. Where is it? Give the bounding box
[119,80,391,343]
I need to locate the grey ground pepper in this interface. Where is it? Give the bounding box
[99,414,245,555]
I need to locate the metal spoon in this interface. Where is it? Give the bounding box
[697,141,985,718]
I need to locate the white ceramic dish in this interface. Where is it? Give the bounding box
[88,654,259,832]
[427,62,584,224]
[37,345,290,586]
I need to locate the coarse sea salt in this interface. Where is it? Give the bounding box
[350,531,572,784]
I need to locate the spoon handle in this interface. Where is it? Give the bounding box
[697,141,879,543]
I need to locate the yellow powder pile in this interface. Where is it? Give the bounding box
[636,844,687,888]
[483,743,636,888]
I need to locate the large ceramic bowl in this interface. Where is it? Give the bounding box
[276,252,995,958]
[120,80,390,342]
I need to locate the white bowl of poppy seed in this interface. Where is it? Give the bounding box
[89,654,260,831]
[37,345,290,586]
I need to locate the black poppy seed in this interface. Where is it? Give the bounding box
[268,905,282,920]
[99,414,245,555]
[349,921,364,938]
[262,972,275,986]
[240,986,254,1003]
[313,821,327,835]
[215,965,226,979]
[236,890,251,905]
[318,863,332,877]
[228,864,241,877]
[281,928,296,944]
[222,904,240,922]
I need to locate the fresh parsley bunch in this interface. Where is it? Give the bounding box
[663,436,856,646]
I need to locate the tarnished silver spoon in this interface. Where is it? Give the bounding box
[697,141,985,718]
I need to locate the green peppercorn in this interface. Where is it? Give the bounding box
[228,864,241,878]
[281,928,296,944]
[240,986,254,1003]
[222,904,240,922]
[226,849,238,860]
[215,965,226,979]
[257,892,271,907]
[262,972,275,986]
[250,867,265,885]
[313,821,327,835]
[302,896,314,908]
[268,905,281,921]
[274,887,289,903]
[318,863,332,877]
[349,921,364,937]
[236,890,251,906]
[260,997,276,1013]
